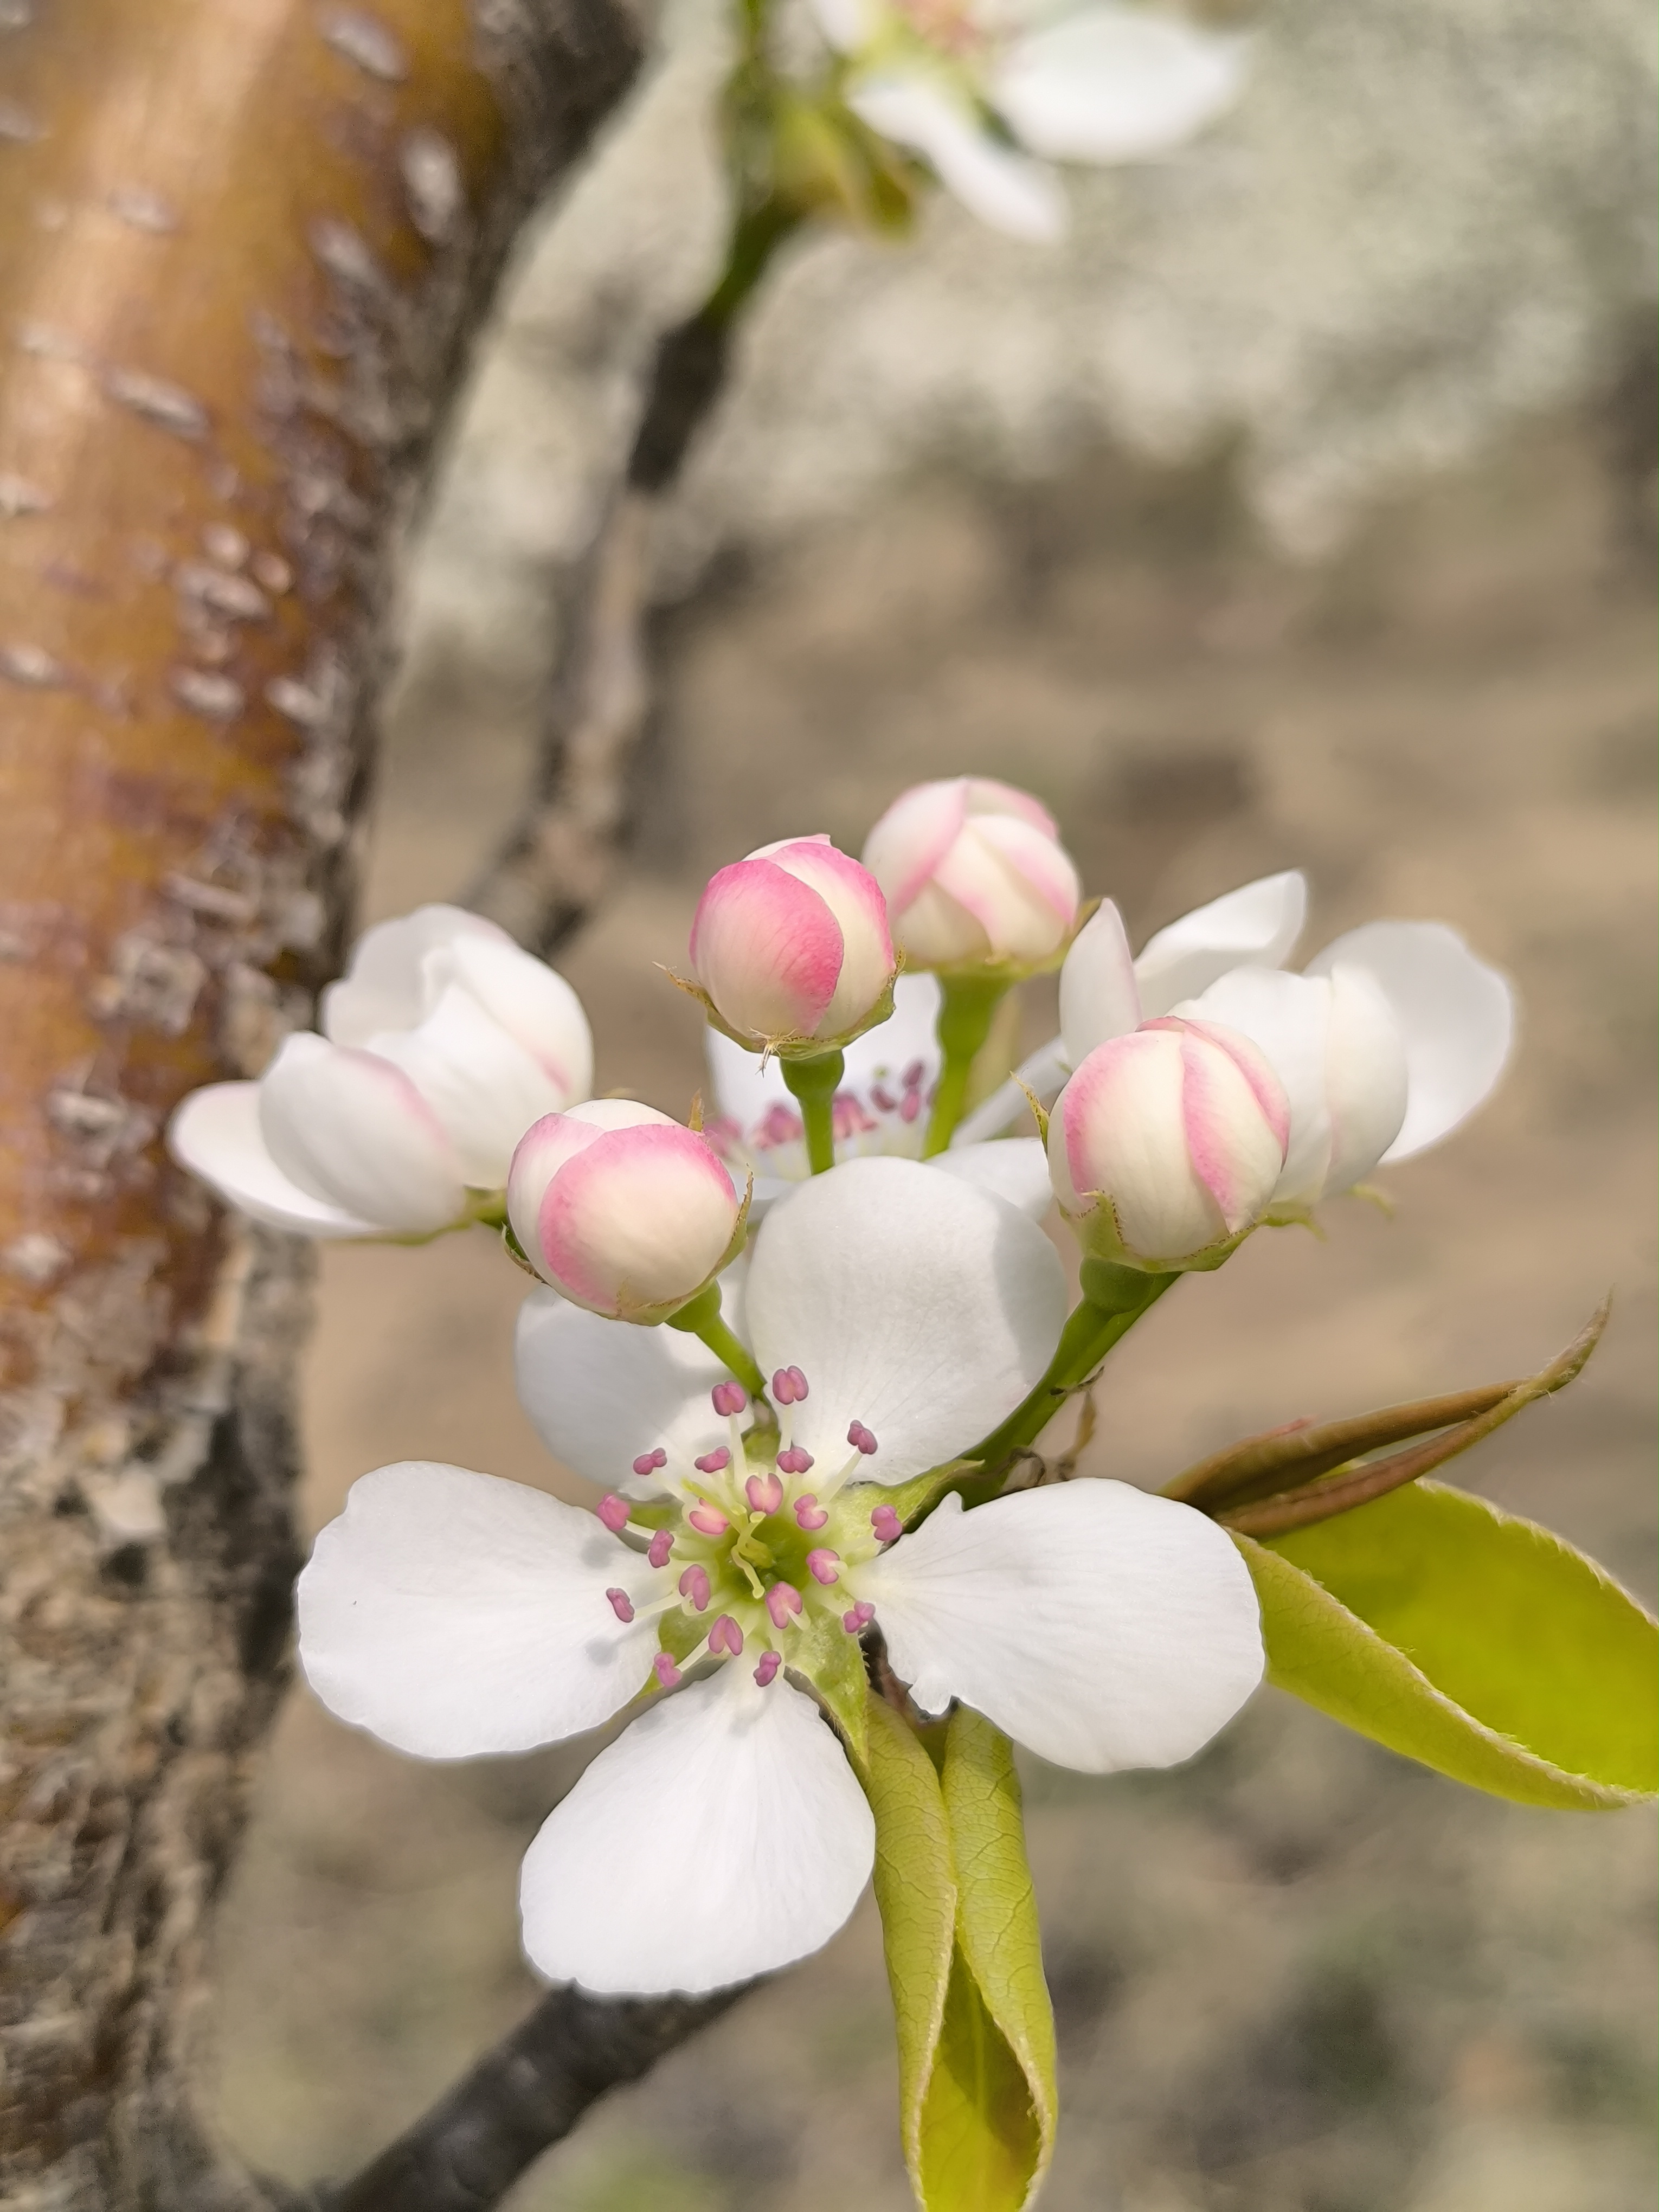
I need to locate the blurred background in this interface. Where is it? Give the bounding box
[211,0,1656,2202]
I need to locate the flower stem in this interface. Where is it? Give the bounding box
[667,1283,769,1401]
[922,973,1011,1158]
[781,1050,845,1175]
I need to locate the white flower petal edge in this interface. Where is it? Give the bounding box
[1134,871,1308,1017]
[862,1484,1263,1771]
[519,1663,875,1994]
[848,73,1069,241]
[259,1032,466,1233]
[992,7,1250,166]
[297,1463,658,1757]
[321,904,505,1044]
[1306,920,1515,1162]
[369,983,568,1187]
[514,1269,748,1493]
[746,1156,1068,1482]
[168,1082,379,1237]
[930,1136,1052,1220]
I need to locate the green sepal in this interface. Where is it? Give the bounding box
[1240,1478,1658,1809]
[857,1696,1057,2211]
[834,1460,978,1545]
[789,1607,869,1764]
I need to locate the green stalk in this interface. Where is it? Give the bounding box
[667,1282,768,1401]
[922,973,1012,1158]
[781,1049,845,1175]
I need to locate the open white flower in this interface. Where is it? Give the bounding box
[956,874,1515,1198]
[300,1158,1262,1996]
[815,0,1250,240]
[169,906,593,1237]
[704,971,1051,1217]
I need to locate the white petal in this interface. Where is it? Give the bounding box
[168,1082,378,1236]
[745,1156,1067,1483]
[992,9,1249,165]
[368,983,567,1188]
[1306,921,1515,1162]
[321,904,510,1045]
[434,931,594,1104]
[1182,968,1335,1205]
[949,1037,1070,1146]
[848,73,1069,240]
[807,0,878,53]
[1320,963,1411,1191]
[931,1137,1052,1220]
[860,1484,1262,1772]
[1134,871,1308,1017]
[1058,899,1142,1066]
[515,1265,749,1492]
[258,1033,466,1234]
[297,1463,658,1759]
[519,1664,874,1994]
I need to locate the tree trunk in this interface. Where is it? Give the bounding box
[0,3,640,2203]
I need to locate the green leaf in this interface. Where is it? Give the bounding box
[1240,1479,1658,1809]
[857,1697,1056,2211]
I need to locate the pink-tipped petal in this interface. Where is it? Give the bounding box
[690,858,845,1043]
[758,840,895,1042]
[1178,1023,1288,1233]
[536,1121,740,1316]
[862,779,972,916]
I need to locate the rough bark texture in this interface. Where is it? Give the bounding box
[0,2,640,2204]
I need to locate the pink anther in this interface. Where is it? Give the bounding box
[846,1420,878,1456]
[694,1446,732,1475]
[793,1494,828,1531]
[688,1503,729,1536]
[771,1365,810,1404]
[678,1564,711,1612]
[842,1600,876,1635]
[903,1060,926,1089]
[754,1650,782,1687]
[711,1381,748,1417]
[871,1083,897,1113]
[605,1587,635,1623]
[806,1548,840,1586]
[653,1652,683,1689]
[647,1528,674,1570]
[899,1090,922,1123]
[632,1447,668,1478]
[765,1583,803,1630]
[597,1493,632,1534]
[746,1471,784,1515]
[777,1445,814,1476]
[709,1615,744,1657]
[870,1504,902,1543]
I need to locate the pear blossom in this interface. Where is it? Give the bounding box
[168,905,593,1238]
[1047,1017,1289,1267]
[813,0,1250,241]
[956,874,1515,1197]
[703,970,1052,1217]
[863,776,1081,972]
[689,834,897,1054]
[299,1158,1263,1996]
[506,1101,745,1323]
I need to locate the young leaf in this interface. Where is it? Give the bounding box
[1239,1479,1658,1809]
[857,1697,1057,2211]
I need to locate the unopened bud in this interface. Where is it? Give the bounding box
[690,835,896,1054]
[863,776,1080,973]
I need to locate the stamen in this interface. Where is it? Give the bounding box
[846,1420,878,1456]
[806,1548,840,1586]
[653,1652,682,1689]
[870,1504,902,1544]
[688,1503,730,1536]
[632,1447,668,1479]
[771,1365,810,1405]
[793,1494,828,1531]
[605,1587,635,1623]
[754,1650,782,1687]
[711,1382,747,1417]
[777,1445,814,1476]
[765,1583,803,1630]
[899,1090,922,1124]
[842,1600,875,1635]
[694,1446,732,1475]
[786,1365,809,1400]
[597,1493,632,1534]
[647,1528,674,1570]
[678,1564,711,1612]
[745,1471,784,1515]
[709,1614,744,1657]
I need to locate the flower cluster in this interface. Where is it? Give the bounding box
[169,776,1515,2005]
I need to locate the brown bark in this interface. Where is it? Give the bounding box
[0,3,640,2204]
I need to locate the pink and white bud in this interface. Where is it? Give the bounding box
[689,835,896,1053]
[862,776,1081,972]
[1047,1018,1289,1269]
[506,1099,744,1323]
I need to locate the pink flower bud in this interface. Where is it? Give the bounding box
[1047,1018,1289,1269]
[689,836,896,1052]
[506,1099,743,1323]
[863,777,1081,972]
